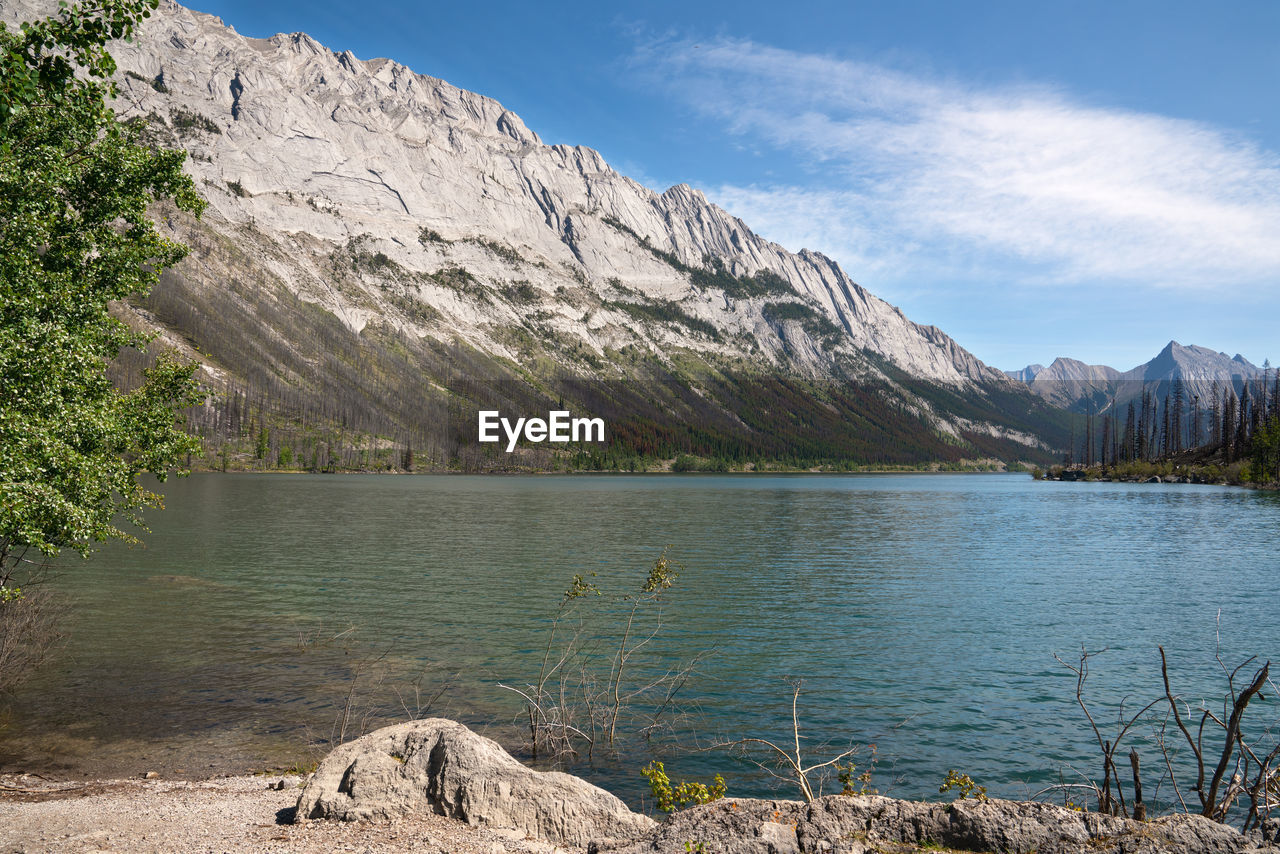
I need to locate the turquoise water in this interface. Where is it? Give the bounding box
[2,473,1277,805]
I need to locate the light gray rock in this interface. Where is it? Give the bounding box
[599,793,1280,854]
[590,799,804,854]
[294,719,654,849]
[799,795,1128,853]
[797,794,1278,854]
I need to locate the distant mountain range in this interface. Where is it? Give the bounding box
[1005,341,1267,414]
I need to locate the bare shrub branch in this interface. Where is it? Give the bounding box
[1055,628,1278,832]
[711,678,863,804]
[505,551,711,766]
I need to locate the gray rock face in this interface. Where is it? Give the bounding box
[0,0,1018,399]
[800,795,1130,853]
[601,794,1279,854]
[591,798,804,854]
[295,719,654,849]
[1004,364,1046,383]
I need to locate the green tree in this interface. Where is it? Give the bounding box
[256,425,270,460]
[1,0,204,687]
[1250,416,1280,485]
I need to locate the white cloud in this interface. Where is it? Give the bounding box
[637,39,1280,290]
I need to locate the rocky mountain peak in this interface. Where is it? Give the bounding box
[1008,340,1264,414]
[3,0,1065,463]
[27,0,1013,388]
[1004,364,1045,383]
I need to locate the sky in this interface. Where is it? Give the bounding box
[188,0,1279,372]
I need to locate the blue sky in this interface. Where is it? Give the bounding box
[190,0,1278,372]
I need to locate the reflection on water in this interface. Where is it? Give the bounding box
[2,473,1277,805]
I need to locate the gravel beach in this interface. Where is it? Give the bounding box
[0,773,567,853]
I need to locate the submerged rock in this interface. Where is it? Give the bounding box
[293,718,654,848]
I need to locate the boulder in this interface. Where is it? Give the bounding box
[294,718,655,849]
[590,798,804,854]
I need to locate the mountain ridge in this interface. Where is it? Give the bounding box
[2,0,1069,467]
[1007,341,1265,414]
[94,0,1010,387]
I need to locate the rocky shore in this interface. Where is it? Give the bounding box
[3,719,1278,854]
[0,772,561,853]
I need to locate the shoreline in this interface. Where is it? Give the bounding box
[4,715,1277,854]
[0,771,564,853]
[177,466,1030,476]
[1035,465,1275,491]
[4,763,1274,854]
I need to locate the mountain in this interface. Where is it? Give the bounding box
[1008,341,1265,415]
[1003,364,1044,384]
[3,0,1069,469]
[1011,358,1122,411]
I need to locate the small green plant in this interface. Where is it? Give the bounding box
[125,69,167,92]
[564,572,600,601]
[170,107,221,135]
[226,179,247,197]
[642,551,678,593]
[685,842,708,853]
[468,236,523,265]
[836,746,877,795]
[418,226,450,245]
[641,761,727,813]
[427,265,484,298]
[940,769,988,802]
[499,280,538,304]
[0,586,21,603]
[276,759,319,776]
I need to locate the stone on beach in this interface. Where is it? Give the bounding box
[294,718,655,849]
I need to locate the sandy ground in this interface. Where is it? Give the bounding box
[0,772,566,854]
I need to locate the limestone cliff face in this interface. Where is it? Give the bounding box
[75,0,1008,390]
[3,0,1061,460]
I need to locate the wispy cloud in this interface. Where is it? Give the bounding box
[635,39,1280,291]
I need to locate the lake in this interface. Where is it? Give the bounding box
[2,473,1277,807]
